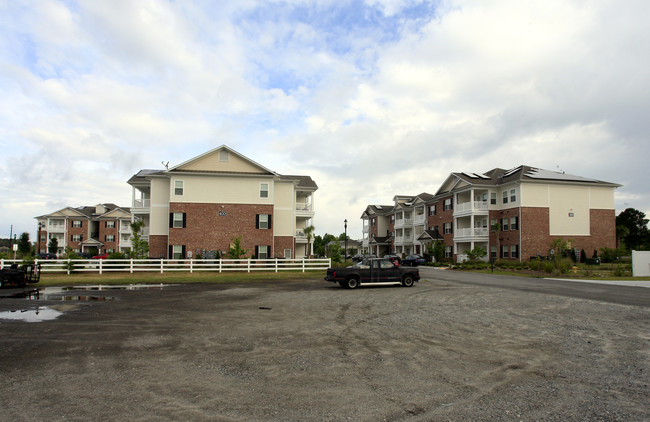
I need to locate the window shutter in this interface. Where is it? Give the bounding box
[515,217,519,230]
[182,213,187,228]
[268,245,271,258]
[268,215,272,230]
[168,245,173,258]
[255,246,259,259]
[255,214,259,229]
[169,213,173,228]
[181,245,186,259]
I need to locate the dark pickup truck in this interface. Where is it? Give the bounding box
[325,258,420,289]
[0,263,41,288]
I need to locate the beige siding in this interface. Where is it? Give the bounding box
[589,186,615,209]
[170,175,274,204]
[548,185,590,236]
[273,181,295,236]
[180,150,267,173]
[521,183,549,207]
[150,178,170,236]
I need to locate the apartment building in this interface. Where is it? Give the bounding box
[128,145,317,259]
[35,204,133,255]
[361,166,620,262]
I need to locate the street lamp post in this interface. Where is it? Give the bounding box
[344,219,348,261]
[37,222,43,256]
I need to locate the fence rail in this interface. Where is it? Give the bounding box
[1,258,332,275]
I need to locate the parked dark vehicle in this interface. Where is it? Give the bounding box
[351,254,376,262]
[325,258,420,289]
[37,253,57,260]
[383,254,401,264]
[0,263,41,288]
[401,254,426,266]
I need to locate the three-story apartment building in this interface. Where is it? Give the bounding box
[361,166,620,262]
[128,145,317,259]
[35,204,132,256]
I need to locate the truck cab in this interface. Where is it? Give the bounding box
[325,258,420,289]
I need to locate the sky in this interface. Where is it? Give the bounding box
[1,0,649,242]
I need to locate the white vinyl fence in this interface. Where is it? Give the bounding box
[1,258,331,275]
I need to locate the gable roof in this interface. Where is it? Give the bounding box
[169,145,277,175]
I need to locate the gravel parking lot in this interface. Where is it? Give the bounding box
[1,269,648,421]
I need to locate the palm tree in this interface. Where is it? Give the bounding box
[304,225,315,257]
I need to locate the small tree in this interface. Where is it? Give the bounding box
[467,246,487,262]
[48,237,58,254]
[227,236,248,259]
[427,241,445,263]
[129,220,149,259]
[17,232,31,257]
[328,242,342,263]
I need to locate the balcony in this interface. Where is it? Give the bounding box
[394,218,413,229]
[296,202,315,218]
[454,227,489,239]
[394,234,413,244]
[454,201,488,216]
[414,214,426,225]
[362,224,369,233]
[133,199,150,209]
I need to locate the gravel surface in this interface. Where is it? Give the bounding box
[0,270,648,421]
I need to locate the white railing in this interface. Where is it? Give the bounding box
[1,258,331,275]
[295,202,313,212]
[395,218,413,228]
[414,214,426,225]
[455,227,489,238]
[455,201,489,213]
[133,199,151,209]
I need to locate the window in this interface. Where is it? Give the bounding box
[510,216,519,230]
[105,235,115,242]
[443,222,453,234]
[502,191,508,204]
[371,218,376,226]
[71,234,82,242]
[260,183,269,198]
[106,249,114,254]
[491,192,497,205]
[491,219,498,230]
[106,221,115,228]
[72,220,82,228]
[170,245,185,259]
[502,245,509,258]
[429,205,436,216]
[491,246,497,259]
[444,246,452,258]
[501,218,509,231]
[40,235,46,241]
[174,180,184,196]
[219,150,229,161]
[390,215,395,223]
[256,214,272,229]
[256,245,269,259]
[510,189,516,202]
[444,198,452,211]
[170,212,186,228]
[511,245,519,258]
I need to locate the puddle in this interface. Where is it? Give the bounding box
[62,284,172,291]
[0,307,63,323]
[3,288,115,302]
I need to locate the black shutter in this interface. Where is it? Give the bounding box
[255,214,260,229]
[181,245,186,259]
[268,245,271,258]
[255,246,259,259]
[168,245,173,258]
[268,215,272,230]
[169,213,173,228]
[514,217,519,230]
[182,213,187,228]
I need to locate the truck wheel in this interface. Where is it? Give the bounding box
[402,275,414,287]
[346,277,359,289]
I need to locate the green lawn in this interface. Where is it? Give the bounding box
[37,270,325,287]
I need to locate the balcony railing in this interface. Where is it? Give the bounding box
[414,214,426,225]
[133,199,150,209]
[455,201,489,213]
[455,227,489,238]
[394,218,413,228]
[295,202,313,212]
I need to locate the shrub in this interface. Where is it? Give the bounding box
[554,259,574,275]
[613,264,626,277]
[543,261,555,274]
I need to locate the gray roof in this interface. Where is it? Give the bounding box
[280,175,318,190]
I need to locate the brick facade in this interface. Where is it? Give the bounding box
[168,203,275,258]
[274,236,295,258]
[98,221,118,253]
[68,219,87,251]
[149,235,168,259]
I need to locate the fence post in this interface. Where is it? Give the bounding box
[160,258,164,274]
[219,258,222,273]
[99,259,103,275]
[67,259,71,275]
[247,258,251,273]
[130,259,133,274]
[275,258,278,272]
[1,259,3,269]
[190,259,193,273]
[302,258,305,272]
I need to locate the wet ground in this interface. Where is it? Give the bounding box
[0,272,648,421]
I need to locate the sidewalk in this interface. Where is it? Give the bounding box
[545,278,650,288]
